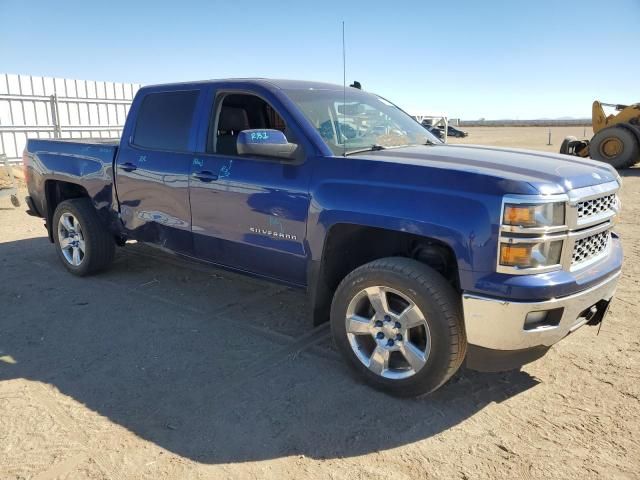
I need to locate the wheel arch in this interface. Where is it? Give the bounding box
[44,180,91,242]
[307,222,464,326]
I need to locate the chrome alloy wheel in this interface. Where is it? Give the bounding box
[58,212,86,266]
[345,286,431,380]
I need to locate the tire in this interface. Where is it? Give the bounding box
[330,257,467,397]
[560,136,577,155]
[590,126,640,169]
[52,198,115,276]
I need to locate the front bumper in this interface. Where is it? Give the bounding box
[462,270,620,352]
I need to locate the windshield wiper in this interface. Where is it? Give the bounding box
[344,144,386,156]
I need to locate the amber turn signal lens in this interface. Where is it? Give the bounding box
[503,205,535,226]
[499,244,532,267]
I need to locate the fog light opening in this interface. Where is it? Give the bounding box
[524,308,563,331]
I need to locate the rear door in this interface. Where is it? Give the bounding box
[189,89,313,285]
[115,89,203,254]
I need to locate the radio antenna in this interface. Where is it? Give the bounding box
[342,20,346,157]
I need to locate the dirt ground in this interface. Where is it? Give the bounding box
[448,125,593,152]
[1,128,639,479]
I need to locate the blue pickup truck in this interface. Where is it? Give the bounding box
[23,79,623,396]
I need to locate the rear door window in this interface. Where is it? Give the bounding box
[133,91,199,151]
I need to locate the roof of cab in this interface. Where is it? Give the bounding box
[141,78,345,92]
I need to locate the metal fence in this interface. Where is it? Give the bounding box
[0,73,141,163]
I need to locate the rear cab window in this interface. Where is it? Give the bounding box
[133,90,199,151]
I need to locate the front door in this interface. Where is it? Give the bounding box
[189,92,312,285]
[115,89,201,254]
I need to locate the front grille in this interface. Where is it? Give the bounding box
[577,193,616,219]
[572,230,610,266]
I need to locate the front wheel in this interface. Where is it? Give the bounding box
[590,126,640,169]
[330,257,467,397]
[53,198,115,276]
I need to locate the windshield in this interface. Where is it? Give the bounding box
[284,88,441,156]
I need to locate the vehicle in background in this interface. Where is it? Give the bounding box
[23,79,622,397]
[420,120,444,139]
[437,124,468,138]
[560,101,640,169]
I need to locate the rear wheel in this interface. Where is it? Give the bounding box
[590,126,640,169]
[330,257,466,397]
[53,198,115,276]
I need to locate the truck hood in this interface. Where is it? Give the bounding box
[358,144,619,194]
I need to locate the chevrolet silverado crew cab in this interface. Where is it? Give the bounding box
[23,79,623,397]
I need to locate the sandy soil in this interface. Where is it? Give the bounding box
[1,128,639,479]
[448,126,593,152]
[0,165,22,190]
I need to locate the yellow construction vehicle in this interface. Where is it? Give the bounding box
[560,101,640,169]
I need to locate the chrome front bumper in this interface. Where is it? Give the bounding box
[462,271,621,351]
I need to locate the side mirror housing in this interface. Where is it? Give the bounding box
[236,129,298,160]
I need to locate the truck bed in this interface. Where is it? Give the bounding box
[26,138,119,164]
[24,138,121,222]
[40,138,120,145]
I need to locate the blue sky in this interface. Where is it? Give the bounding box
[1,0,637,119]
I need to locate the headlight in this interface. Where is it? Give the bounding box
[503,202,565,228]
[499,240,563,269]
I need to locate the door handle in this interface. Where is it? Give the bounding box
[120,162,137,172]
[192,170,219,182]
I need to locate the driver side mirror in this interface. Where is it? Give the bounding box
[237,129,298,160]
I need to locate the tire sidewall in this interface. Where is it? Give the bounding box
[591,127,639,168]
[53,200,92,276]
[331,263,459,396]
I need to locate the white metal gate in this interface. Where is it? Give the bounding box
[0,74,141,163]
